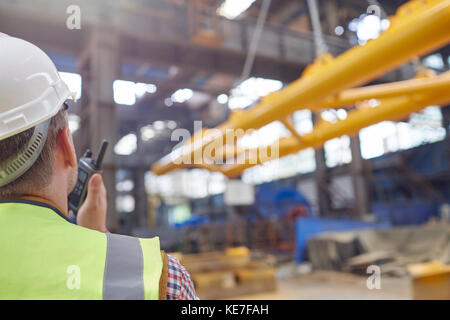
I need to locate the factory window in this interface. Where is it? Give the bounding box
[297,148,316,173]
[217,0,256,20]
[141,121,178,142]
[116,179,135,193]
[359,121,398,159]
[238,121,288,149]
[185,169,210,199]
[293,110,314,134]
[241,109,316,184]
[228,77,283,110]
[116,195,135,213]
[59,72,82,100]
[145,172,158,195]
[145,170,227,199]
[242,147,316,185]
[423,53,445,70]
[208,172,227,195]
[324,136,352,168]
[359,106,446,159]
[68,114,81,134]
[171,88,194,103]
[398,106,446,150]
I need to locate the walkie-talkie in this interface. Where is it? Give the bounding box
[68,140,109,216]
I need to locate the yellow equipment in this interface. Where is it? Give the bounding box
[152,0,450,177]
[408,262,450,300]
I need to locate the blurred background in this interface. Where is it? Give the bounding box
[1,0,449,299]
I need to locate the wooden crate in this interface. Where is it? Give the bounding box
[195,267,276,300]
[408,262,450,300]
[173,247,277,299]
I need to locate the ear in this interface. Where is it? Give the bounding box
[56,126,77,168]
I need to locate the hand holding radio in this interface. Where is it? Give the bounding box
[68,140,109,231]
[77,173,108,233]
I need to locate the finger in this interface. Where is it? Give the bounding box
[87,174,103,196]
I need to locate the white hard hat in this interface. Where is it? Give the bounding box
[0,33,74,141]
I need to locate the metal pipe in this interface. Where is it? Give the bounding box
[311,70,450,111]
[221,89,450,177]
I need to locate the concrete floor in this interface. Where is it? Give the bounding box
[232,271,412,300]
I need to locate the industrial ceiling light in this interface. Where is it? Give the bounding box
[153,120,166,131]
[116,195,135,213]
[167,121,177,130]
[217,0,256,20]
[135,82,157,98]
[114,133,137,155]
[113,80,136,106]
[171,88,194,103]
[357,15,382,42]
[164,98,174,107]
[116,179,135,192]
[141,126,156,142]
[217,94,229,104]
[113,80,158,105]
[334,26,344,36]
[352,14,390,44]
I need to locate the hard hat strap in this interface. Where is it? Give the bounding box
[0,119,51,188]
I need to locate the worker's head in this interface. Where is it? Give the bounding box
[0,107,78,198]
[0,34,78,198]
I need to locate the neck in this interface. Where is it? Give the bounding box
[21,185,69,218]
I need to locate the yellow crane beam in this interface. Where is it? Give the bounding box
[152,0,450,176]
[310,70,450,111]
[208,71,450,162]
[219,88,450,177]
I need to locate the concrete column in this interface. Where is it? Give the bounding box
[133,168,149,228]
[350,135,370,218]
[314,146,331,217]
[84,27,120,232]
[324,0,339,35]
[313,113,331,216]
[441,105,450,168]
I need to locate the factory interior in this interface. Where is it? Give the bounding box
[1,0,449,300]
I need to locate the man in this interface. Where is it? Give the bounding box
[0,33,198,300]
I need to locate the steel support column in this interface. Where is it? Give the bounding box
[313,114,331,217]
[349,135,370,217]
[442,105,450,167]
[83,27,120,232]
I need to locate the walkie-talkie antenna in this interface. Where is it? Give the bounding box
[94,140,109,170]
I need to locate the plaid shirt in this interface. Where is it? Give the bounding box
[166,254,199,300]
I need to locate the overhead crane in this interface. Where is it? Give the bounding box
[152,0,450,177]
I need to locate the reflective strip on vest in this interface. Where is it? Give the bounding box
[103,233,145,300]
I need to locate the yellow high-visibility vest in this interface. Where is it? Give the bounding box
[0,199,163,300]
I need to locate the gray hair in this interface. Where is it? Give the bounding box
[0,110,68,198]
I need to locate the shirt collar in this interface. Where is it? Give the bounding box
[0,197,70,222]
